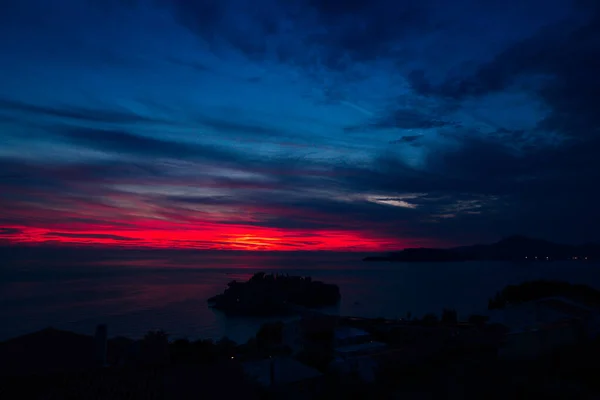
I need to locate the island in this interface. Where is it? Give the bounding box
[364,235,600,262]
[207,272,341,316]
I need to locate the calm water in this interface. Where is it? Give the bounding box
[1,251,599,343]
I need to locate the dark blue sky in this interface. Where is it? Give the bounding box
[1,0,599,250]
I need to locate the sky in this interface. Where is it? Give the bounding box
[0,0,599,251]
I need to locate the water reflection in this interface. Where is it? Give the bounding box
[2,253,600,344]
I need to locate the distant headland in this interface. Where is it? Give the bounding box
[364,235,600,262]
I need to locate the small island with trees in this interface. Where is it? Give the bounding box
[207,272,341,316]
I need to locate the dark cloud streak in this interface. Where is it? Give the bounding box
[44,232,138,241]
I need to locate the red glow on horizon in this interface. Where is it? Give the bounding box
[0,195,443,251]
[0,223,427,252]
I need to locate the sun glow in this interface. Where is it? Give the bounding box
[224,234,282,250]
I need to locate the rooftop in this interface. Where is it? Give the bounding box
[334,341,387,355]
[334,326,370,341]
[537,297,594,318]
[242,357,322,387]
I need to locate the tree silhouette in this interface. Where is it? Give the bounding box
[140,330,169,365]
[488,280,600,309]
[441,308,458,325]
[420,313,439,326]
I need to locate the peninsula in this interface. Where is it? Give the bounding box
[364,235,600,262]
[207,272,341,316]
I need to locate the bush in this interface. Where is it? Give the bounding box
[420,313,439,326]
[441,308,458,325]
[488,280,600,309]
[140,330,169,365]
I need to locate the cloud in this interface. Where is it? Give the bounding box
[407,10,600,143]
[346,110,455,133]
[164,0,433,70]
[194,114,283,139]
[305,0,431,66]
[389,135,423,145]
[0,228,22,235]
[373,109,453,130]
[366,196,418,209]
[44,232,138,241]
[0,98,161,125]
[57,127,249,164]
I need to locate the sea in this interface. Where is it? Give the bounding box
[1,251,599,344]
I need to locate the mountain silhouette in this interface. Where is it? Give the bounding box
[364,235,600,262]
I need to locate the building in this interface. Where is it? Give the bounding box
[242,356,323,398]
[330,326,387,382]
[281,316,387,383]
[282,314,338,355]
[282,318,304,355]
[489,297,600,359]
[334,326,372,347]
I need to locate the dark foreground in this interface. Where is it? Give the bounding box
[3,280,600,399]
[1,319,600,399]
